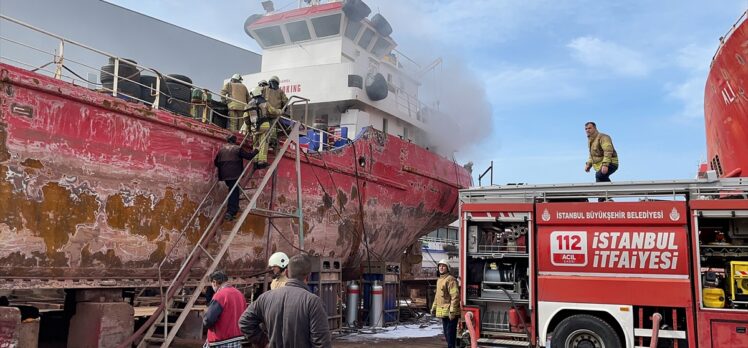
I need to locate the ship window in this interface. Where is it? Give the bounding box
[287,20,311,42]
[254,26,285,46]
[358,28,375,49]
[448,228,457,241]
[371,37,391,57]
[345,19,362,40]
[437,228,447,239]
[311,14,341,38]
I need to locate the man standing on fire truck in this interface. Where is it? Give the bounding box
[584,121,619,182]
[431,259,460,348]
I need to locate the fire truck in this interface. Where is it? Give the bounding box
[458,176,748,347]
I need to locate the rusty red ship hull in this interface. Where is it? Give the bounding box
[704,12,748,178]
[0,63,470,288]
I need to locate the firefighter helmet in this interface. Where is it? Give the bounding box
[232,73,242,81]
[269,75,280,83]
[268,252,289,268]
[250,86,264,98]
[437,259,450,268]
[258,79,268,86]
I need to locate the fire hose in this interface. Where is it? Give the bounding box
[649,312,662,348]
[464,311,478,348]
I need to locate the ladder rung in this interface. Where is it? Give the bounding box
[144,337,165,343]
[165,308,188,313]
[155,322,175,327]
[197,245,215,261]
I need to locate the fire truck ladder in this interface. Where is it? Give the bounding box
[128,119,304,348]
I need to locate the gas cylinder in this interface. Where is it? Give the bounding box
[346,281,360,326]
[508,308,519,331]
[370,281,384,328]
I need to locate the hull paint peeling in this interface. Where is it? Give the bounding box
[0,63,471,289]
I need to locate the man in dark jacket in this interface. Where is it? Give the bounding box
[214,135,257,221]
[203,271,246,347]
[239,254,332,348]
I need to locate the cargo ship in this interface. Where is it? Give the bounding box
[704,11,747,178]
[0,0,471,290]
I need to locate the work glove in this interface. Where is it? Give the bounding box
[430,308,436,317]
[449,313,457,321]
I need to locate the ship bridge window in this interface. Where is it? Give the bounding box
[371,37,392,57]
[287,20,311,42]
[344,19,362,40]
[311,14,342,38]
[254,26,285,47]
[358,28,376,49]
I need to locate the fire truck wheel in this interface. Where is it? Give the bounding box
[551,314,622,348]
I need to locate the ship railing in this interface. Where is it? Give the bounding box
[0,14,267,126]
[395,89,425,122]
[712,9,747,64]
[0,14,356,153]
[419,236,459,244]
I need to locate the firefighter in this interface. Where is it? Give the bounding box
[268,251,289,290]
[263,75,288,111]
[431,259,459,348]
[220,74,250,131]
[190,88,210,123]
[253,83,283,169]
[584,121,619,183]
[214,135,258,221]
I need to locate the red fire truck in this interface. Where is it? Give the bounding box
[458,177,748,347]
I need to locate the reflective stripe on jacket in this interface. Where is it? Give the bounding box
[587,131,619,171]
[431,273,460,318]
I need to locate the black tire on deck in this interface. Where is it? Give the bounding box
[551,314,622,348]
[165,74,192,86]
[138,75,168,107]
[100,64,139,84]
[102,79,141,99]
[165,82,191,101]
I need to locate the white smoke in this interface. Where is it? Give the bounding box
[370,1,495,156]
[418,55,493,156]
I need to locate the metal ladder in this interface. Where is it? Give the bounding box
[128,120,304,347]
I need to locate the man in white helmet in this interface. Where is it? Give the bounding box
[220,74,250,131]
[431,258,460,348]
[268,251,289,289]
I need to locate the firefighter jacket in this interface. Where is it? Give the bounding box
[270,273,288,290]
[587,131,619,171]
[221,81,250,111]
[262,86,288,112]
[431,272,460,318]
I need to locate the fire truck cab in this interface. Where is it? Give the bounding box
[459,177,748,347]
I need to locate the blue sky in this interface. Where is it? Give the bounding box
[107,0,748,185]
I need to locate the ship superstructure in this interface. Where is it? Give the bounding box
[242,1,449,153]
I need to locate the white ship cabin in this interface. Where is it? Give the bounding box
[241,0,445,153]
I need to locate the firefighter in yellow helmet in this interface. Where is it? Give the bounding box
[431,259,459,348]
[268,252,289,290]
[220,74,250,131]
[253,80,284,169]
